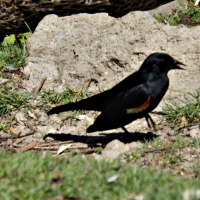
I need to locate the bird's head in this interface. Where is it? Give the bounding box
[140,53,185,74]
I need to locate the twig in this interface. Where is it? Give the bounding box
[14,137,25,145]
[142,144,189,155]
[33,146,57,150]
[10,127,20,136]
[32,76,47,96]
[0,132,35,140]
[13,145,94,154]
[13,146,59,151]
[18,141,37,152]
[38,140,74,147]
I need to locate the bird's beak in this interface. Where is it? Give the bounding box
[172,60,185,70]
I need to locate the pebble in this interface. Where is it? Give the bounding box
[189,129,200,139]
[15,112,27,125]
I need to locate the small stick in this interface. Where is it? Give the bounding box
[18,141,37,152]
[32,146,59,151]
[10,127,20,136]
[32,76,47,96]
[14,137,25,145]
[0,132,35,140]
[38,140,74,147]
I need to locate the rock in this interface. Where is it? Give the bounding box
[24,11,200,111]
[33,132,44,139]
[28,110,37,120]
[0,0,173,39]
[188,125,200,130]
[189,129,200,139]
[128,142,142,151]
[183,189,200,200]
[101,139,130,160]
[38,114,48,126]
[132,195,145,200]
[182,128,189,136]
[15,112,27,125]
[92,153,102,161]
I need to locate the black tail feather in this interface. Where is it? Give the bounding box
[47,90,113,115]
[47,102,78,115]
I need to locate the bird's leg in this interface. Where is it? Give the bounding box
[145,114,157,130]
[121,126,129,133]
[145,116,152,128]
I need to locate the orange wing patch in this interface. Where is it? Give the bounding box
[126,95,151,114]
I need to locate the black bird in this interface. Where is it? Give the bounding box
[48,53,184,133]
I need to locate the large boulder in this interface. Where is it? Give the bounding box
[0,0,173,40]
[24,11,200,109]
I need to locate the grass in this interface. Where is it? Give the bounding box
[0,82,31,117]
[0,79,92,133]
[40,84,93,108]
[0,150,200,200]
[163,89,200,129]
[0,32,29,71]
[0,80,92,117]
[0,44,28,71]
[153,0,200,26]
[124,136,200,179]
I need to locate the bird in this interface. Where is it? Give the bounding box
[47,52,184,133]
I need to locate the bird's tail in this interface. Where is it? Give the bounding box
[47,102,81,115]
[86,124,96,133]
[47,90,111,115]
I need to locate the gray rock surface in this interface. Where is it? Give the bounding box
[101,139,130,160]
[24,9,200,110]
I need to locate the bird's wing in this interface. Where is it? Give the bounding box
[87,84,151,132]
[48,71,142,114]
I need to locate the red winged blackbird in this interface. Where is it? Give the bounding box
[48,53,184,133]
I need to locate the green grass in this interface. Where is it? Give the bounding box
[163,89,200,129]
[0,80,92,118]
[0,44,28,71]
[153,0,200,26]
[0,80,93,133]
[40,84,93,108]
[0,29,30,71]
[125,136,200,179]
[0,150,199,200]
[0,82,31,117]
[0,33,29,71]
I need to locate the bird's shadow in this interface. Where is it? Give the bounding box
[44,131,158,147]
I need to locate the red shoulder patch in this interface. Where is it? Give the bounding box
[126,95,151,114]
